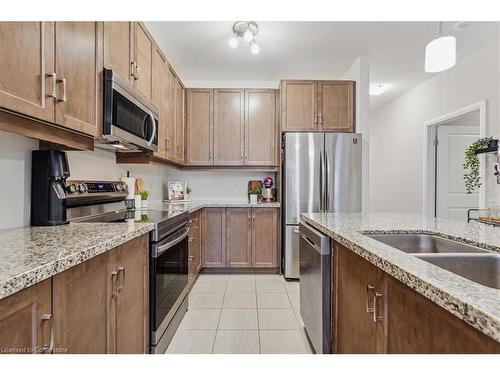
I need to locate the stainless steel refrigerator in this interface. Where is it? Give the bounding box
[283,133,362,279]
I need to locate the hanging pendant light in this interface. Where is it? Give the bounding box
[425,22,456,73]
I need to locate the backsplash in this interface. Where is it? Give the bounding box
[165,169,276,201]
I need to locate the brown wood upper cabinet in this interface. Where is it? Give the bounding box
[213,89,245,165]
[280,80,355,133]
[133,23,153,100]
[103,22,135,83]
[186,88,277,167]
[0,22,55,123]
[245,89,276,166]
[151,47,168,159]
[175,79,186,163]
[0,279,52,354]
[186,89,214,165]
[0,22,100,138]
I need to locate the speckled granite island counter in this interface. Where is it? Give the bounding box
[300,212,500,343]
[0,222,154,301]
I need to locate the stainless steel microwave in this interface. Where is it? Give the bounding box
[98,68,158,153]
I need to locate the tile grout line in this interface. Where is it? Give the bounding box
[210,278,227,354]
[255,275,262,354]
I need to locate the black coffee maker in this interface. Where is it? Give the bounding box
[31,150,70,226]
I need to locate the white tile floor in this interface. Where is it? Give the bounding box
[165,274,314,354]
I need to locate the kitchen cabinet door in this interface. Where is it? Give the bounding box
[133,22,152,100]
[386,275,500,354]
[188,210,202,277]
[213,89,245,165]
[174,79,185,163]
[280,80,317,131]
[0,279,52,354]
[115,235,149,354]
[54,22,100,137]
[165,67,177,161]
[152,48,167,159]
[334,243,386,353]
[103,22,134,83]
[0,22,55,123]
[202,208,227,268]
[186,89,213,165]
[251,208,278,268]
[52,250,114,353]
[318,81,355,132]
[245,89,276,166]
[226,208,252,268]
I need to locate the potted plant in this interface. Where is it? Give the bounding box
[463,137,492,194]
[185,186,192,201]
[248,186,260,204]
[140,190,150,208]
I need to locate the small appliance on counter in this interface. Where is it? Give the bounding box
[31,150,70,226]
[261,176,277,202]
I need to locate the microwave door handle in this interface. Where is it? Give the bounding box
[146,110,157,147]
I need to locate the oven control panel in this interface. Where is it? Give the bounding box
[66,180,128,195]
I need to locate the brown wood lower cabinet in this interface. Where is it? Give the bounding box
[188,210,202,278]
[208,207,278,270]
[0,234,149,354]
[114,235,149,354]
[333,242,500,354]
[0,279,52,354]
[334,243,386,354]
[202,208,227,268]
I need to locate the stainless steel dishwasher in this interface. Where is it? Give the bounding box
[299,222,332,354]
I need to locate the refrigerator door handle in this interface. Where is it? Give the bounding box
[319,149,324,212]
[325,147,330,212]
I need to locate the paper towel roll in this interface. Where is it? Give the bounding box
[121,177,136,199]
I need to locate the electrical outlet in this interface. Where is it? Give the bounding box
[234,183,239,189]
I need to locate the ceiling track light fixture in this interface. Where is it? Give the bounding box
[228,21,260,54]
[425,21,456,73]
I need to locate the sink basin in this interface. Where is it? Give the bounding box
[415,253,500,290]
[365,233,489,254]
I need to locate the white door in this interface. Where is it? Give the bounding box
[436,125,479,221]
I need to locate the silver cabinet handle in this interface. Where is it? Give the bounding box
[373,291,383,322]
[130,61,136,79]
[46,73,57,98]
[56,78,67,102]
[41,313,54,354]
[318,113,323,125]
[135,64,139,80]
[188,255,194,260]
[111,271,118,298]
[165,138,170,151]
[366,285,375,313]
[117,267,126,293]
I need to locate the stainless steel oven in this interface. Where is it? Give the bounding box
[99,68,158,152]
[150,212,190,354]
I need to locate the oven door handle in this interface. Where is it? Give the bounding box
[155,227,190,257]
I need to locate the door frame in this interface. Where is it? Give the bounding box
[422,101,487,217]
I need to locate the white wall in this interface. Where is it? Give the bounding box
[0,131,38,229]
[66,150,169,203]
[343,57,370,213]
[370,40,500,214]
[165,169,275,201]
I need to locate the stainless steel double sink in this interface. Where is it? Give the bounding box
[365,233,500,290]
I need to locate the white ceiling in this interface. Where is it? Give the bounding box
[146,21,499,109]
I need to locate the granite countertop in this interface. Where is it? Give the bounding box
[153,199,281,213]
[0,222,154,301]
[300,212,500,342]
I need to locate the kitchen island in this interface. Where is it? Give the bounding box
[300,212,500,351]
